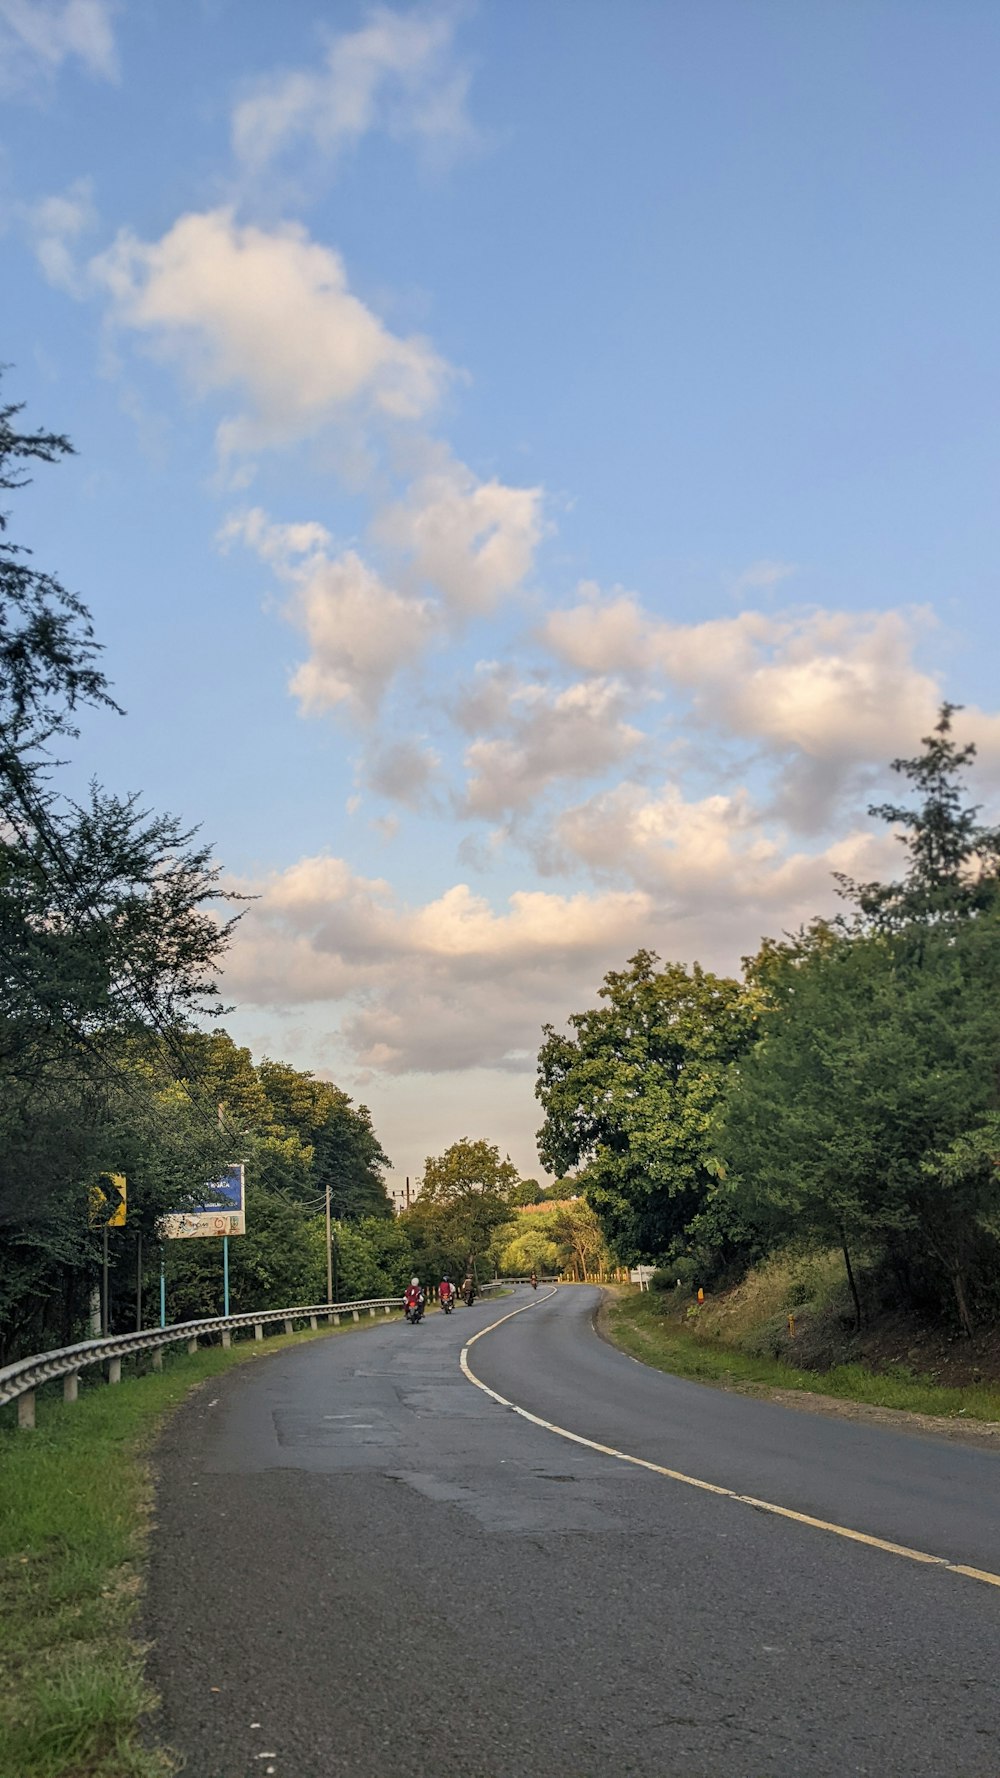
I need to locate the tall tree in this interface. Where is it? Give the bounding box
[536,951,760,1262]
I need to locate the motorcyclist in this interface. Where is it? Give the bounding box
[404,1277,425,1319]
[530,1271,538,1290]
[438,1275,456,1307]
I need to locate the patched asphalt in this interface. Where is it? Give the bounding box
[144,1287,1000,1778]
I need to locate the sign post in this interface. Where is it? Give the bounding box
[160,1166,246,1317]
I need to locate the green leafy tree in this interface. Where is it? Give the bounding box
[536,951,760,1262]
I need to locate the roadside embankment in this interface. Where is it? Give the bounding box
[0,1317,399,1778]
[602,1265,1000,1447]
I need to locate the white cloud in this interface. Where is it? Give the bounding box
[555,778,898,918]
[0,0,117,89]
[222,507,434,719]
[222,854,653,1073]
[544,587,955,829]
[23,177,95,293]
[460,672,643,818]
[363,736,440,806]
[375,455,543,615]
[542,583,650,677]
[231,5,474,176]
[91,208,446,454]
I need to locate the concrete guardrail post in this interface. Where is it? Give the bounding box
[352,1308,360,1323]
[63,1373,79,1402]
[186,1337,198,1356]
[254,1323,263,1341]
[18,1390,35,1430]
[368,1306,376,1318]
[283,1318,294,1335]
[108,1357,122,1385]
[384,1305,391,1315]
[309,1314,318,1330]
[221,1330,231,1349]
[333,1312,341,1326]
[152,1349,163,1372]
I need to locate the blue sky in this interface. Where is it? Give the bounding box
[4,0,1000,1183]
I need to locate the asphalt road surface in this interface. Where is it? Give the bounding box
[146,1286,1000,1778]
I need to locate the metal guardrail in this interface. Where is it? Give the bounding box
[2,1283,503,1429]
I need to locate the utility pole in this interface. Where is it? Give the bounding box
[325,1179,334,1305]
[405,1174,410,1210]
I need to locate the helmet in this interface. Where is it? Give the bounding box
[411,1276,419,1286]
[442,1275,449,1282]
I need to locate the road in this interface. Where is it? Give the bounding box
[146,1286,1000,1778]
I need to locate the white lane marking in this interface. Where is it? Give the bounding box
[459,1289,1000,1593]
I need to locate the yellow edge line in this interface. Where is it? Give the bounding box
[460,1290,1000,1593]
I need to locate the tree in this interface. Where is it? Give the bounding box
[419,1138,520,1204]
[837,703,1000,928]
[536,951,760,1262]
[722,908,1000,1334]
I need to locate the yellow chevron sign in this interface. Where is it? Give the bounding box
[90,1174,127,1227]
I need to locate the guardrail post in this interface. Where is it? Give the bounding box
[254,1323,263,1341]
[309,1314,318,1330]
[152,1349,163,1372]
[221,1330,231,1349]
[63,1373,79,1403]
[352,1308,360,1323]
[108,1357,122,1385]
[283,1318,293,1335]
[368,1306,376,1318]
[186,1337,198,1356]
[18,1390,35,1430]
[333,1312,341,1326]
[384,1305,391,1315]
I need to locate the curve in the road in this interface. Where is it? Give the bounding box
[461,1286,1000,1592]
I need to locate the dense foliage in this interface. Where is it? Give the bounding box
[536,709,1000,1333]
[0,382,393,1360]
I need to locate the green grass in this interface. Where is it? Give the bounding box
[0,1317,397,1778]
[606,1292,1000,1423]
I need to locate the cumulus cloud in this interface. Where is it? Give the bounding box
[544,587,956,829]
[23,177,96,293]
[91,208,446,454]
[0,0,117,89]
[459,671,643,818]
[231,4,474,176]
[375,455,543,615]
[554,778,898,919]
[363,736,440,807]
[221,507,434,719]
[222,853,653,1073]
[542,582,650,677]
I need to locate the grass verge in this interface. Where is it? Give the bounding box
[0,1317,398,1778]
[605,1292,1000,1423]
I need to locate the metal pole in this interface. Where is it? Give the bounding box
[159,1246,166,1328]
[405,1174,410,1210]
[223,1235,230,1317]
[136,1229,143,1331]
[102,1224,109,1336]
[325,1181,333,1305]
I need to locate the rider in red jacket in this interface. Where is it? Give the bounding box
[404,1277,424,1314]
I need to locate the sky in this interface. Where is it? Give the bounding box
[4,0,1000,1189]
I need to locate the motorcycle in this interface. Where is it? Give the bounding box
[440,1293,455,1315]
[462,1281,477,1307]
[404,1295,425,1324]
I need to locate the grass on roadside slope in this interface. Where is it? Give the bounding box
[0,1320,395,1778]
[606,1291,1000,1423]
